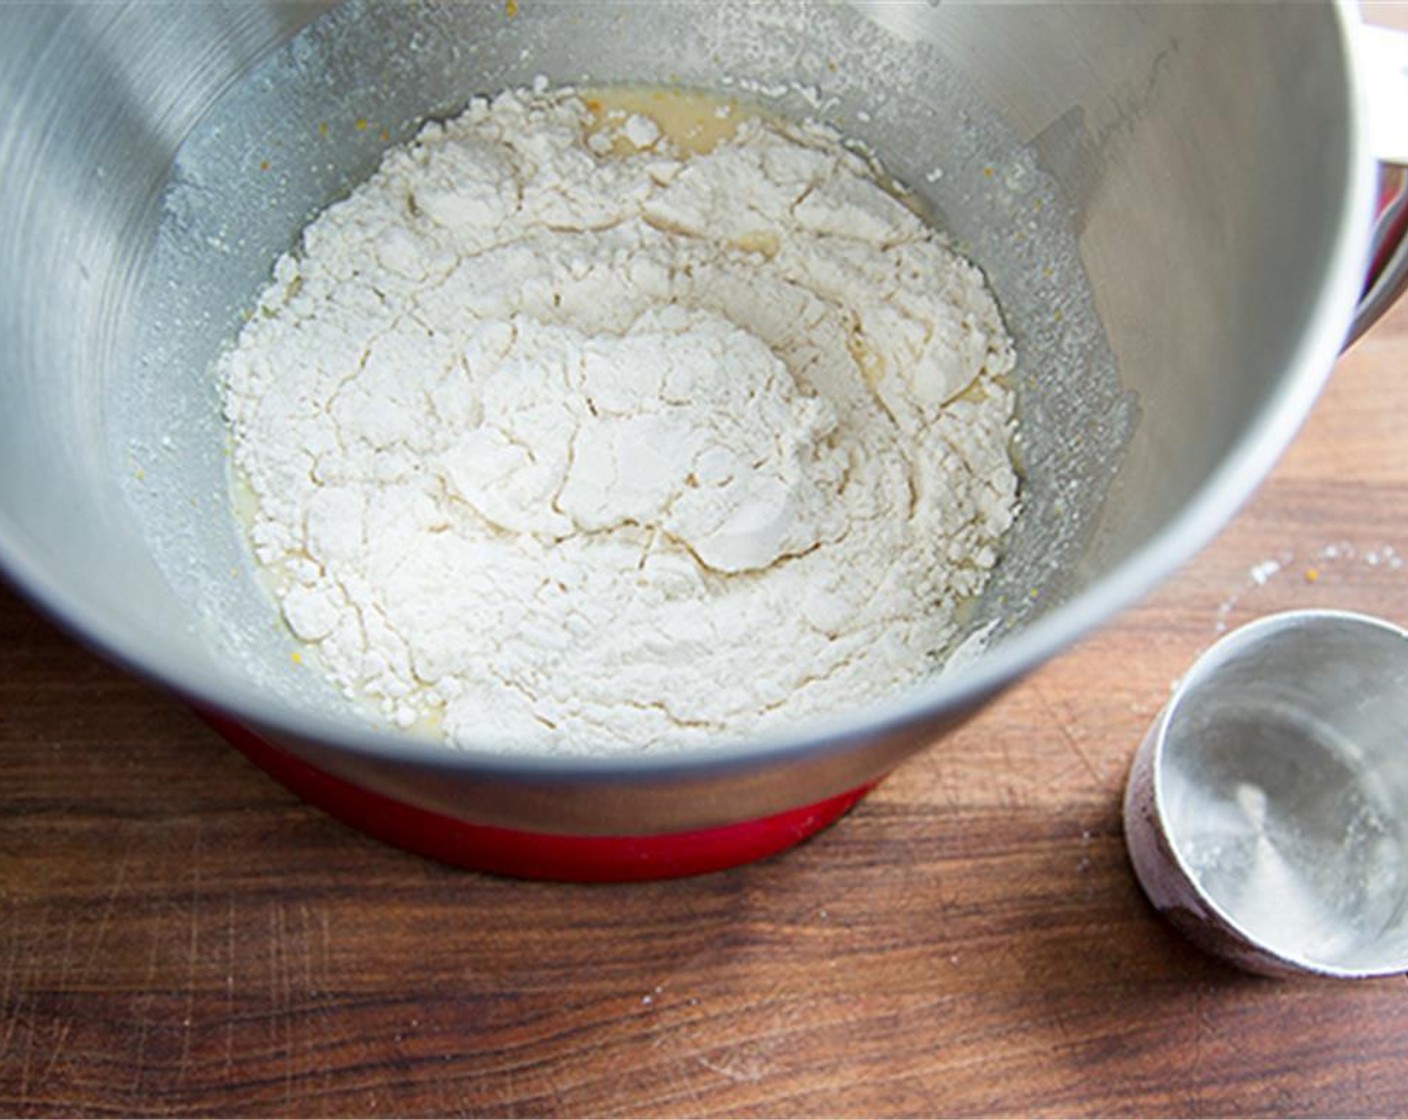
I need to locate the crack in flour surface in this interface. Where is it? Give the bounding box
[221,87,1020,755]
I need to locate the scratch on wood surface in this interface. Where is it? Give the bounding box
[267,898,299,1110]
[659,1051,709,1112]
[36,1021,73,1088]
[53,915,79,993]
[128,926,165,1098]
[224,891,237,1081]
[296,901,328,1101]
[0,906,25,1058]
[1189,984,1207,1112]
[1029,678,1104,791]
[81,842,134,982]
[997,714,1021,808]
[176,825,203,1085]
[697,1046,772,1084]
[5,905,68,1105]
[20,1009,39,1108]
[298,902,315,992]
[310,903,350,1102]
[268,899,288,1108]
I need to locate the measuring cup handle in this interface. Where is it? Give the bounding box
[1349,25,1408,344]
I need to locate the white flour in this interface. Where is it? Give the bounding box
[222,87,1019,755]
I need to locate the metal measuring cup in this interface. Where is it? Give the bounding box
[1124,610,1408,978]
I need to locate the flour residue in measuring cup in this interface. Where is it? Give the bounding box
[1177,712,1408,965]
[219,84,1021,755]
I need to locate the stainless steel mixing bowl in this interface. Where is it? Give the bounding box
[1,2,1405,873]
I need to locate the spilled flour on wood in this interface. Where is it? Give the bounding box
[1213,542,1404,634]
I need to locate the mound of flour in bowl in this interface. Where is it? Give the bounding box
[221,86,1020,755]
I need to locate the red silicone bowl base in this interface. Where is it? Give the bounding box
[200,711,877,881]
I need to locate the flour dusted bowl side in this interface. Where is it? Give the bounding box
[0,2,1378,876]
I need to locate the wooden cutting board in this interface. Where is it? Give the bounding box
[4,15,1408,1118]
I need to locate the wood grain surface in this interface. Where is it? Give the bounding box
[6,14,1408,1119]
